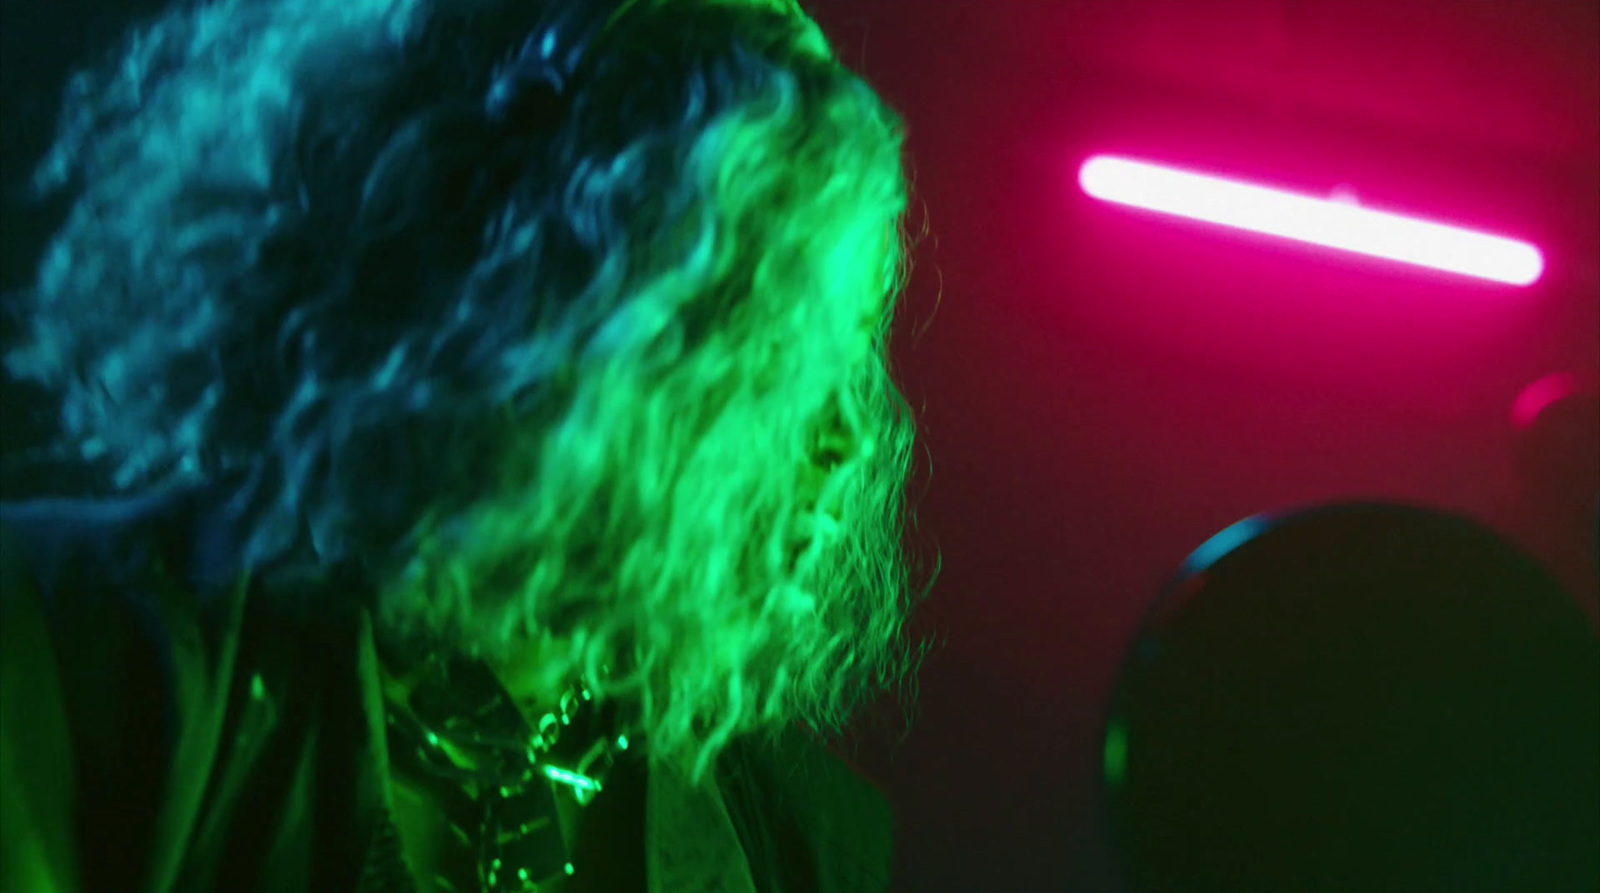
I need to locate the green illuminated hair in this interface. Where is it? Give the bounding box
[6,0,933,779]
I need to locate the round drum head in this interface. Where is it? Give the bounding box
[1103,502,1600,893]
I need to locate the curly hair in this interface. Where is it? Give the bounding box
[4,0,934,780]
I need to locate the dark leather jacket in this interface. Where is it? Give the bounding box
[0,481,894,893]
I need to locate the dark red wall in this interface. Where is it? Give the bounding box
[807,1,1600,889]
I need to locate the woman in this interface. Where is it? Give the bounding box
[0,0,934,890]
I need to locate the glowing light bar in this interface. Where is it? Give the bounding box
[1079,155,1544,286]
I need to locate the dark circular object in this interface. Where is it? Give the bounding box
[1103,503,1600,893]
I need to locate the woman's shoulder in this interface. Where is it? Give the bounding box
[1,478,241,595]
[0,481,242,888]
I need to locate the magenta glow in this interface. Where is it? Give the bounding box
[1079,155,1545,286]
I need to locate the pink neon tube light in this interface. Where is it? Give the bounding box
[1079,155,1544,286]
